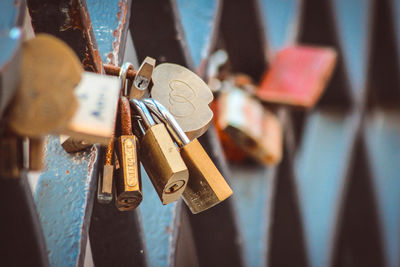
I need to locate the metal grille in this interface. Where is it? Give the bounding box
[1,0,399,266]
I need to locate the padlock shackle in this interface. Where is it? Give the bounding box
[129,99,155,129]
[142,99,190,146]
[119,96,133,135]
[119,62,135,96]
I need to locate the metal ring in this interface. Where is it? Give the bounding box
[119,62,135,96]
[129,99,155,129]
[142,99,190,145]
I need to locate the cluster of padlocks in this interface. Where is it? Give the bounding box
[1,32,339,215]
[207,45,337,165]
[2,33,234,214]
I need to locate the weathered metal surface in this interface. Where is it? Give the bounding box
[365,110,400,267]
[85,2,148,266]
[28,1,139,266]
[27,0,103,72]
[86,0,132,66]
[34,137,100,267]
[294,110,358,267]
[176,0,220,74]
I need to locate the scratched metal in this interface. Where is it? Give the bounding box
[229,164,274,267]
[260,0,299,53]
[294,111,358,267]
[176,0,219,70]
[86,0,131,65]
[138,165,178,267]
[365,110,400,267]
[34,137,100,267]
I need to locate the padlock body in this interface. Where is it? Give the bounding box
[97,164,113,204]
[140,124,188,204]
[218,88,282,165]
[181,139,233,214]
[115,135,142,210]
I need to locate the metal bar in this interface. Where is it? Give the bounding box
[130,0,193,68]
[333,133,385,267]
[0,174,50,267]
[367,0,400,107]
[27,0,103,73]
[294,110,359,267]
[298,0,353,107]
[268,144,308,267]
[130,2,191,265]
[131,1,245,266]
[83,1,149,266]
[365,109,400,267]
[189,125,245,267]
[27,1,104,265]
[219,0,268,81]
[259,0,301,54]
[175,0,221,76]
[34,139,100,267]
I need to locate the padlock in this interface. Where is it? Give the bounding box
[130,99,188,205]
[114,96,142,211]
[218,87,282,165]
[97,62,133,204]
[97,136,114,204]
[8,34,82,137]
[143,99,233,214]
[130,57,155,99]
[150,63,214,140]
[256,45,337,108]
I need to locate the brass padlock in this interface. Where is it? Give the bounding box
[130,99,188,205]
[143,99,233,214]
[114,96,142,211]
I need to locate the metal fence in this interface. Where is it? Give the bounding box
[1,0,399,266]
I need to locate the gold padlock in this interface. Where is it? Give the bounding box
[143,99,233,214]
[130,99,189,205]
[115,96,142,211]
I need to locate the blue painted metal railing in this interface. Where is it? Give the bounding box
[2,0,397,266]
